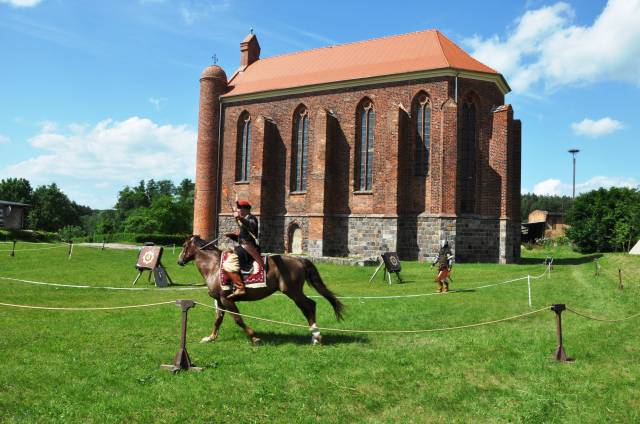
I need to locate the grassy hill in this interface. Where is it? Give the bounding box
[0,242,638,423]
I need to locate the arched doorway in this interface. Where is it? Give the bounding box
[287,223,303,254]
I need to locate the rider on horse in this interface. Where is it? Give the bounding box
[432,240,454,293]
[223,200,264,299]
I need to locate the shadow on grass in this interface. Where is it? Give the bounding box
[450,288,476,294]
[170,281,206,287]
[518,253,602,266]
[256,330,370,346]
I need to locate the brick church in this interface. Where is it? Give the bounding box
[193,29,521,263]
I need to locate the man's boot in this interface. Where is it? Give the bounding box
[442,282,449,293]
[226,272,246,300]
[436,281,444,293]
[242,243,264,270]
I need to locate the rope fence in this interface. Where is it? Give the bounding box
[0,244,68,252]
[0,263,550,299]
[0,276,205,291]
[196,301,550,334]
[566,307,640,322]
[0,300,175,311]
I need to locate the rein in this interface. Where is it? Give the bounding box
[198,236,221,251]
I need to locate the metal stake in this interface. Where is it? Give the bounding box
[551,304,571,362]
[161,300,202,373]
[10,240,16,257]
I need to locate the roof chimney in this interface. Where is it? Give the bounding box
[240,32,260,68]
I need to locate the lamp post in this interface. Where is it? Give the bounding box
[568,149,580,199]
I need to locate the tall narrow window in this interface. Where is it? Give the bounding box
[357,101,375,191]
[460,102,476,214]
[415,95,431,176]
[236,113,251,182]
[292,108,309,192]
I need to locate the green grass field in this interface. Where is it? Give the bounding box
[0,241,638,423]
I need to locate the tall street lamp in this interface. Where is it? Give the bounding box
[568,149,580,198]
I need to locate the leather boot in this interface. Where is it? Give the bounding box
[226,272,246,299]
[442,282,449,293]
[436,281,444,293]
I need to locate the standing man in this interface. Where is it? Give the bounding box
[431,240,454,293]
[223,200,264,299]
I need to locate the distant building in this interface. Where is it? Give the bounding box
[522,209,566,241]
[0,201,30,230]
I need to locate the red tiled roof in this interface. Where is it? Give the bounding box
[224,29,500,97]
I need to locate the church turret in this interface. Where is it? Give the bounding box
[240,32,260,68]
[193,64,228,240]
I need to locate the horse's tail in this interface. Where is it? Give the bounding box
[301,258,344,321]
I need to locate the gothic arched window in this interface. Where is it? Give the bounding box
[236,112,251,182]
[291,108,309,192]
[415,94,431,176]
[356,100,375,191]
[460,102,477,214]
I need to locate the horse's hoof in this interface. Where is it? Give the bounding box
[251,337,261,346]
[200,336,216,343]
[312,335,322,345]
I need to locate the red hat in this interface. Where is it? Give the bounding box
[236,200,252,209]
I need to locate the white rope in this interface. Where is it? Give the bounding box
[0,263,549,299]
[0,245,68,252]
[0,276,206,291]
[196,301,549,334]
[0,300,175,311]
[304,268,547,301]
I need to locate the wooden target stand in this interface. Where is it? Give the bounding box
[132,244,173,287]
[368,252,404,285]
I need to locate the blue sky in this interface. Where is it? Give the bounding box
[1,0,638,209]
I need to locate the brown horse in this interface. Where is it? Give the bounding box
[177,235,344,345]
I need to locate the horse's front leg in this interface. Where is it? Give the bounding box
[201,299,225,343]
[219,297,261,345]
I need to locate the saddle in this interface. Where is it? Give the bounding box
[220,250,268,287]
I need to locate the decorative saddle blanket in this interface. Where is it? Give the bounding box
[220,251,267,289]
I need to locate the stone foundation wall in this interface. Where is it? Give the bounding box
[218,214,519,263]
[347,217,397,258]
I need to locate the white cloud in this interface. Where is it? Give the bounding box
[0,134,11,144]
[148,97,167,111]
[465,0,640,93]
[571,117,625,137]
[39,120,58,133]
[178,0,230,24]
[2,117,197,207]
[533,176,638,196]
[0,0,42,7]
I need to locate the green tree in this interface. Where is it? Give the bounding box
[116,181,149,214]
[28,183,80,232]
[521,193,573,221]
[0,178,33,204]
[176,178,195,202]
[123,209,161,234]
[566,187,640,252]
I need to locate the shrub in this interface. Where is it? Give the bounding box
[133,234,189,246]
[58,225,85,242]
[0,229,60,242]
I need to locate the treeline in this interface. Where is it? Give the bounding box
[521,193,573,221]
[0,177,194,241]
[567,187,640,253]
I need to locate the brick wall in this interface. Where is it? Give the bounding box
[199,75,521,262]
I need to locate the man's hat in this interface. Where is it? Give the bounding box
[236,200,252,209]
